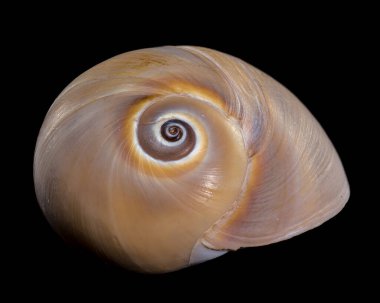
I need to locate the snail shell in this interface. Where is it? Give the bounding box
[34,46,350,273]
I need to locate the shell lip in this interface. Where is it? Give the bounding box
[189,240,228,266]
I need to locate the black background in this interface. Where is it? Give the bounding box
[10,6,373,298]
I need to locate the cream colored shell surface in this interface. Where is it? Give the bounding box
[34,46,350,273]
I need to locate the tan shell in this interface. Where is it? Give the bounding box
[33,46,350,273]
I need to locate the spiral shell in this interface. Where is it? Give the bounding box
[34,46,349,273]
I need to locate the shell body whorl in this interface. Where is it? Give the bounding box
[34,46,349,273]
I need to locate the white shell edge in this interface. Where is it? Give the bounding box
[189,240,228,266]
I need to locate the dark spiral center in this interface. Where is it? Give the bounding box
[138,117,195,161]
[161,120,185,142]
